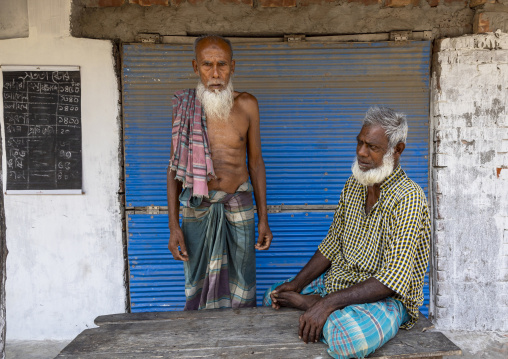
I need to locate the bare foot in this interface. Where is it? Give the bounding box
[273,292,321,311]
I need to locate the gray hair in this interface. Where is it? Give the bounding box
[194,35,233,60]
[362,106,408,148]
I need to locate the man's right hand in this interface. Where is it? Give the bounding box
[270,280,301,309]
[168,227,189,261]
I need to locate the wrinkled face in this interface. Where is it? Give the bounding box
[356,125,390,172]
[192,39,235,92]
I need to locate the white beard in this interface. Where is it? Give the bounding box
[196,80,234,122]
[352,148,395,186]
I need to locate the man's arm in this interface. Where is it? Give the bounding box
[271,250,331,309]
[299,190,429,344]
[167,116,188,261]
[244,94,273,250]
[298,277,394,344]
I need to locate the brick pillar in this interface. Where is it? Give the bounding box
[431,33,508,331]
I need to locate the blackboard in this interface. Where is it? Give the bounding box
[2,67,82,194]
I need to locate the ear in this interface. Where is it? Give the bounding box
[393,142,405,163]
[192,59,199,75]
[231,59,236,74]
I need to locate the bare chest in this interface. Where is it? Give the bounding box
[207,113,249,151]
[365,190,380,215]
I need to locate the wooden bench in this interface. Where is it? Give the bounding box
[55,306,461,358]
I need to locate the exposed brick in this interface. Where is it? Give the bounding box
[86,0,124,6]
[300,0,336,5]
[347,0,381,4]
[259,0,297,7]
[129,0,169,5]
[474,13,491,33]
[474,10,508,34]
[443,0,467,4]
[385,0,412,7]
[427,0,439,6]
[219,0,253,4]
[469,0,494,7]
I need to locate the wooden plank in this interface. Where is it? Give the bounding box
[58,307,461,359]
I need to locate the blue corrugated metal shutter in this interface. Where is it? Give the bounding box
[123,41,431,316]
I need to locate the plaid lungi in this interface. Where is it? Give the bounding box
[182,182,256,310]
[263,274,409,358]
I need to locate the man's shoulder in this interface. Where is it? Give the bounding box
[173,89,195,100]
[343,174,361,191]
[234,91,259,117]
[235,91,258,104]
[336,175,363,203]
[390,170,427,202]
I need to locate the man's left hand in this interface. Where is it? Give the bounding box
[298,300,333,344]
[255,221,273,250]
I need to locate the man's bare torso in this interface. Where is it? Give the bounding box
[207,91,253,193]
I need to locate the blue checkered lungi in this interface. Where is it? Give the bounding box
[263,274,410,359]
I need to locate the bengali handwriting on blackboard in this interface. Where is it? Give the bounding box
[2,70,82,192]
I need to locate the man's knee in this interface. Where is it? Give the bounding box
[321,299,407,359]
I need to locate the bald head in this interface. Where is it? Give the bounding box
[194,35,233,61]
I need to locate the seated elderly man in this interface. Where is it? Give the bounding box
[263,107,430,359]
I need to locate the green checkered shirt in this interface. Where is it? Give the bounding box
[318,166,430,329]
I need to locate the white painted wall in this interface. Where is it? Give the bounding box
[0,0,125,339]
[431,32,508,331]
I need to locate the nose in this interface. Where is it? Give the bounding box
[357,143,369,159]
[212,65,219,78]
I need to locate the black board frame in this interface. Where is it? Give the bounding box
[1,66,83,194]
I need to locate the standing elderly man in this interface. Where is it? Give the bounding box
[264,107,430,359]
[167,35,273,310]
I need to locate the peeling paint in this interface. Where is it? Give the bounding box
[432,32,508,332]
[463,113,472,127]
[480,150,495,164]
[490,98,505,122]
[461,139,475,154]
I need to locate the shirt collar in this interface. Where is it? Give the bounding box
[380,165,404,191]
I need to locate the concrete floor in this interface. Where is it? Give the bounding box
[441,330,508,359]
[5,330,508,358]
[5,340,70,359]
